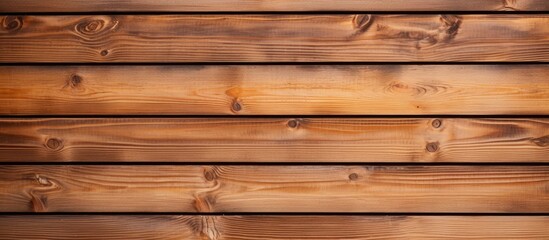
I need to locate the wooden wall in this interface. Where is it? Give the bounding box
[0,1,548,239]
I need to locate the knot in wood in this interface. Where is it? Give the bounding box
[74,16,118,36]
[531,136,549,147]
[353,14,373,30]
[35,175,50,186]
[45,138,63,151]
[426,142,439,152]
[432,119,442,128]
[501,0,519,11]
[204,170,216,181]
[69,74,83,87]
[100,49,109,56]
[348,173,359,181]
[2,16,23,32]
[287,119,299,128]
[439,15,461,40]
[231,99,242,112]
[75,19,106,35]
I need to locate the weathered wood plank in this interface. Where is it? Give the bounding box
[1,65,548,115]
[1,215,548,240]
[0,165,547,212]
[1,15,548,62]
[1,0,548,12]
[1,118,547,162]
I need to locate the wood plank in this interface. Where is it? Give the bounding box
[1,216,548,240]
[1,15,548,62]
[1,118,548,162]
[1,65,548,115]
[0,165,547,213]
[2,0,548,12]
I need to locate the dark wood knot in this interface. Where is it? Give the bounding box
[426,142,439,152]
[353,14,373,30]
[204,170,216,181]
[69,74,83,87]
[45,138,63,151]
[74,16,118,39]
[348,173,359,181]
[531,136,548,147]
[287,119,300,129]
[432,119,442,128]
[440,15,462,40]
[231,99,242,112]
[100,49,109,56]
[2,16,23,32]
[76,19,106,35]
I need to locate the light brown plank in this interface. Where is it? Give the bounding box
[0,118,548,162]
[1,0,548,12]
[1,15,548,62]
[0,165,547,213]
[1,215,548,240]
[1,65,548,115]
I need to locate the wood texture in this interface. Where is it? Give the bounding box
[2,0,548,12]
[1,15,548,62]
[1,65,548,115]
[1,118,548,162]
[0,165,547,213]
[1,215,549,240]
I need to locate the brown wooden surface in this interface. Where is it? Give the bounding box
[1,165,547,213]
[2,0,548,12]
[1,215,549,240]
[1,15,548,62]
[4,0,549,12]
[1,65,548,115]
[1,118,548,162]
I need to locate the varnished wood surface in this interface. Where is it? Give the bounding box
[1,165,547,213]
[1,215,549,240]
[1,65,548,115]
[1,15,548,62]
[2,0,548,12]
[1,118,548,162]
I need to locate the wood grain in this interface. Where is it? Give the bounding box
[1,215,548,240]
[0,165,547,213]
[1,15,548,62]
[2,0,548,12]
[1,118,548,162]
[1,65,548,115]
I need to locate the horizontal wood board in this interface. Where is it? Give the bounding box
[1,118,548,162]
[1,15,548,62]
[2,0,549,12]
[1,215,549,239]
[1,65,548,115]
[1,165,547,213]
